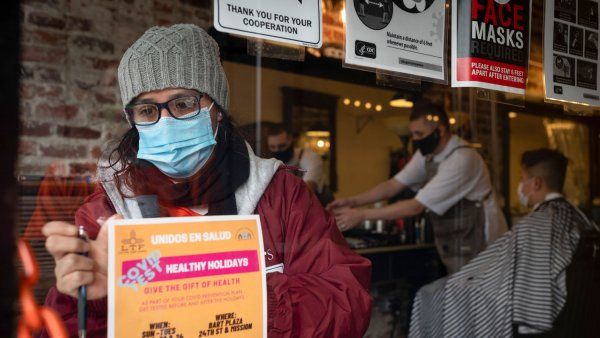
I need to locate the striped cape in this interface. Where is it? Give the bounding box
[409,198,596,337]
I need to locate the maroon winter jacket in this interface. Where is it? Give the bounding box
[41,169,373,337]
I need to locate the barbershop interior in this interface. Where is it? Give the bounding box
[2,0,600,337]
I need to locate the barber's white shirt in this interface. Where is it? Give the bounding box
[394,135,508,243]
[288,147,324,190]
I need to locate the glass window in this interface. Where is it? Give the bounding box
[14,1,599,337]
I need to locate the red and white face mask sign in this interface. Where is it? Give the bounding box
[543,0,599,107]
[451,0,531,94]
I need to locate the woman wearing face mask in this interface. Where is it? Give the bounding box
[40,24,372,338]
[328,101,507,274]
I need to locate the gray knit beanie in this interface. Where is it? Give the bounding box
[118,24,229,115]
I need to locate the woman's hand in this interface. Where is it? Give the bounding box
[333,208,365,232]
[43,215,121,300]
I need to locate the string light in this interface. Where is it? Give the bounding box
[343,98,385,112]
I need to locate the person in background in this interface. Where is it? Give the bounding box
[409,148,599,337]
[40,24,372,338]
[267,124,324,194]
[328,101,507,273]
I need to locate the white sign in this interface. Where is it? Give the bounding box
[344,0,447,81]
[544,0,599,106]
[214,0,322,48]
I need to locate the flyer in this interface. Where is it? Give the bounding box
[344,0,447,81]
[451,0,531,94]
[107,215,267,338]
[214,0,322,48]
[544,0,600,106]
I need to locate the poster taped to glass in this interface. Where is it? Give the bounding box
[344,0,447,82]
[543,0,599,107]
[214,0,322,48]
[451,0,531,94]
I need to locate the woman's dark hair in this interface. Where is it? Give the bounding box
[106,126,140,197]
[106,107,241,197]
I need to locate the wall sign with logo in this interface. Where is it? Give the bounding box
[344,0,447,82]
[451,0,531,94]
[108,215,267,338]
[214,0,322,48]
[543,0,599,106]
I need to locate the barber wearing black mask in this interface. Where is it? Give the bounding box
[328,101,507,273]
[267,124,324,194]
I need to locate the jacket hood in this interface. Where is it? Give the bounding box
[96,143,282,219]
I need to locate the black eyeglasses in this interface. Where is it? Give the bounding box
[125,96,203,126]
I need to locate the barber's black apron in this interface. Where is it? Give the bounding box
[424,146,488,274]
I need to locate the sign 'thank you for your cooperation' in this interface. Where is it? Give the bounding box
[214,0,322,47]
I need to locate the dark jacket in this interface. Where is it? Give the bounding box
[42,168,373,337]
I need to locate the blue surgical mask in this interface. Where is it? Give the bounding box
[136,102,217,179]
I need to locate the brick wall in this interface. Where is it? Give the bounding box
[322,1,345,46]
[18,0,213,176]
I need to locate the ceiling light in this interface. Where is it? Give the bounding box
[389,98,414,108]
[389,93,414,108]
[306,131,331,137]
